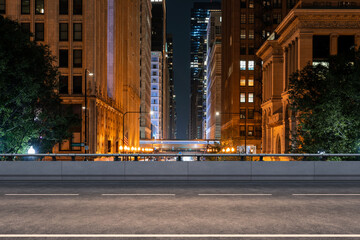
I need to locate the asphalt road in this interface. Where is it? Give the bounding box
[0,181,360,239]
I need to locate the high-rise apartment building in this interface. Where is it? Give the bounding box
[1,0,141,153]
[140,0,152,140]
[221,0,297,153]
[190,2,221,140]
[205,10,222,140]
[167,34,177,139]
[151,0,169,139]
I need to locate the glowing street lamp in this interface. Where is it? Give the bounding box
[28,146,36,154]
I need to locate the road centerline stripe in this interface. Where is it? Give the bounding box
[292,194,360,196]
[101,194,175,196]
[0,234,359,238]
[198,194,272,196]
[5,194,79,196]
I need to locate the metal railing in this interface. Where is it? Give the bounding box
[0,153,359,161]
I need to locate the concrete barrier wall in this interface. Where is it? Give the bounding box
[0,161,359,181]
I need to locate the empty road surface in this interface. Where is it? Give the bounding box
[0,181,360,239]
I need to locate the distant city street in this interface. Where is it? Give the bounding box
[0,181,360,239]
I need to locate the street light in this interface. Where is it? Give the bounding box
[84,69,94,155]
[216,111,247,153]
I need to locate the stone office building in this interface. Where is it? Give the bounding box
[257,0,360,155]
[221,0,298,153]
[1,0,142,154]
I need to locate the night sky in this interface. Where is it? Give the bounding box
[167,0,221,139]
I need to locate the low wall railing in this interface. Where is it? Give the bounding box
[0,153,359,161]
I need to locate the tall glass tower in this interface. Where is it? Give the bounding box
[189,2,221,140]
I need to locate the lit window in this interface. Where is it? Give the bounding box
[240,77,246,86]
[240,29,246,39]
[249,0,254,8]
[241,14,246,24]
[248,126,254,136]
[248,93,254,103]
[249,29,254,39]
[248,61,255,70]
[240,109,246,119]
[35,0,44,15]
[249,14,254,24]
[240,93,246,103]
[240,61,246,70]
[248,77,254,86]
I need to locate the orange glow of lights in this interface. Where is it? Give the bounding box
[226,148,231,153]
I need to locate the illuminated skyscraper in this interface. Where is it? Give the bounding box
[189,2,221,140]
[167,34,177,139]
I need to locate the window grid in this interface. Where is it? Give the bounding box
[35,0,44,15]
[59,23,68,41]
[248,93,254,103]
[240,93,246,103]
[73,23,82,41]
[0,0,5,14]
[35,23,44,41]
[73,49,82,68]
[59,0,68,15]
[21,0,30,14]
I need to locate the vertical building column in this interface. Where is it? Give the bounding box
[283,47,288,91]
[298,32,313,69]
[330,33,338,55]
[272,56,283,97]
[294,38,298,72]
[262,65,267,101]
[355,34,360,51]
[269,63,272,98]
[266,125,271,153]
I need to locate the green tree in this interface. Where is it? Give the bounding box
[0,16,78,154]
[289,51,360,155]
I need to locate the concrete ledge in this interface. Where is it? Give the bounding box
[125,162,188,176]
[62,162,125,176]
[0,161,359,181]
[315,162,360,176]
[0,162,62,176]
[252,162,315,176]
[188,162,251,176]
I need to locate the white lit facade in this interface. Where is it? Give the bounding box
[150,51,163,139]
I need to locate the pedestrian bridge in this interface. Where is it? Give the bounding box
[140,140,221,153]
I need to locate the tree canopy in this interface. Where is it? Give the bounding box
[289,51,360,154]
[0,16,78,154]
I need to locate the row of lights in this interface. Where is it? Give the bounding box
[207,147,237,153]
[119,146,154,152]
[222,147,236,153]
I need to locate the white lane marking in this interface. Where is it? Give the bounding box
[293,194,360,196]
[0,234,359,238]
[199,194,272,196]
[5,194,79,196]
[102,194,175,196]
